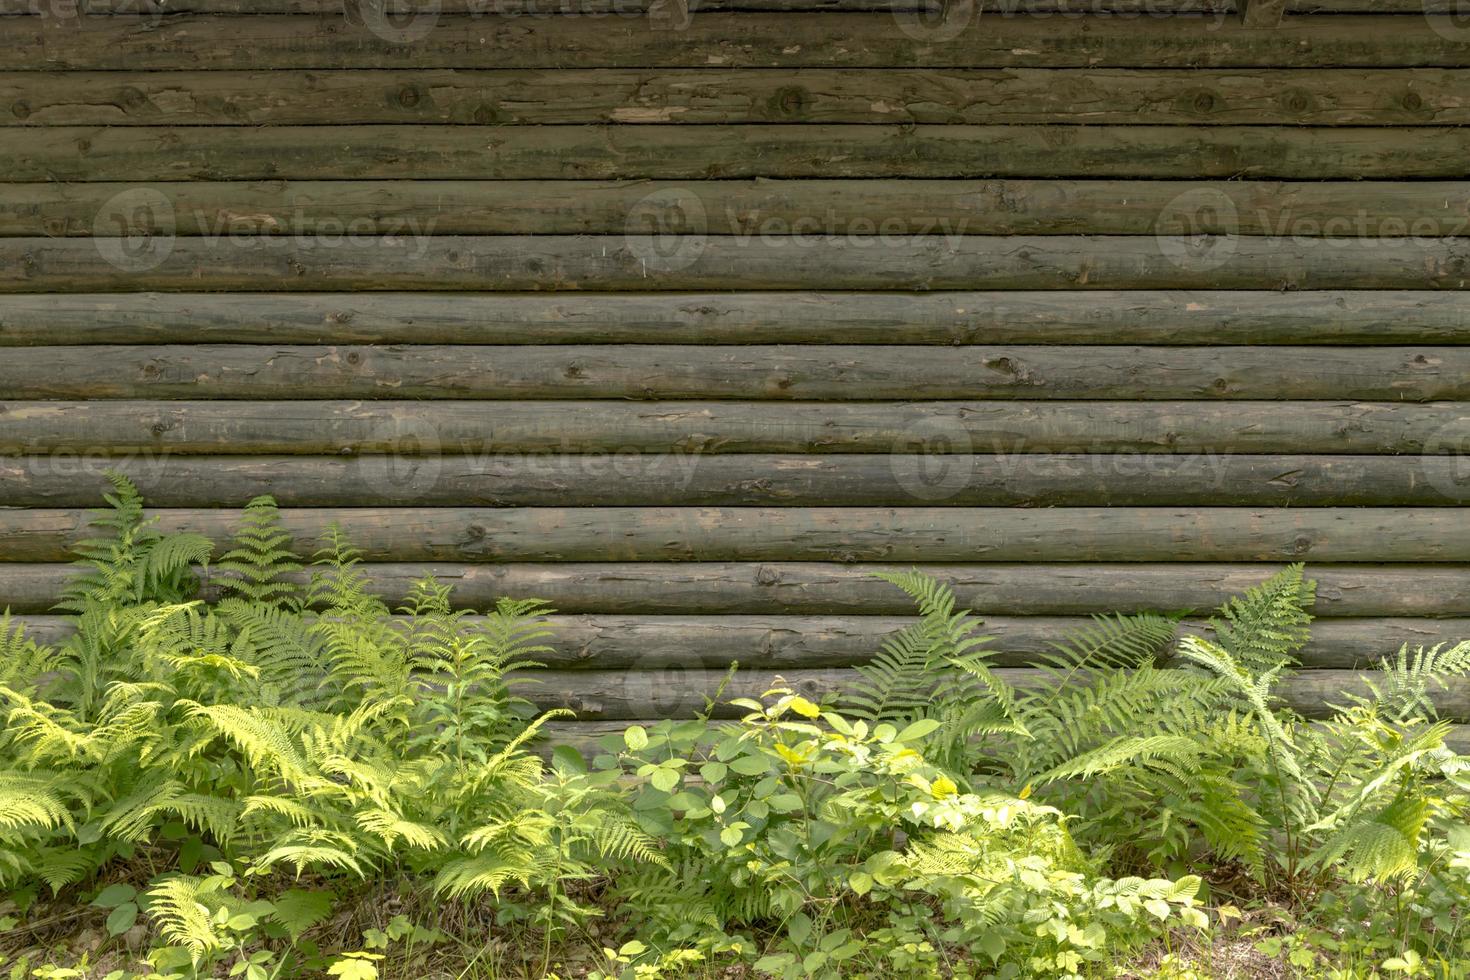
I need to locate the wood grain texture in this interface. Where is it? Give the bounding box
[1,507,1467,562]
[11,12,1470,73]
[5,69,1467,126]
[10,180,1470,238]
[12,236,1470,292]
[5,345,1467,401]
[13,125,1470,180]
[6,291,1470,346]
[10,610,1465,670]
[8,562,1470,617]
[4,453,1467,507]
[5,400,1465,456]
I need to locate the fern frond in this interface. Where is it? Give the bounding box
[1210,563,1315,677]
[214,495,303,609]
[147,875,223,956]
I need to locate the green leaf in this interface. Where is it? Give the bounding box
[92,884,138,909]
[719,826,744,848]
[729,755,770,776]
[768,793,803,813]
[105,903,138,936]
[699,762,728,783]
[650,767,680,792]
[848,872,873,896]
[624,726,649,751]
[895,718,942,743]
[551,745,587,773]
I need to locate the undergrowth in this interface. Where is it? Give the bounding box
[0,475,1468,979]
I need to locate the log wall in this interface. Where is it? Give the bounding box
[3,0,1469,733]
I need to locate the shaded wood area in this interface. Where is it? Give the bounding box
[6,69,1470,126]
[11,180,1470,239]
[3,453,1468,507]
[1,506,1467,562]
[4,345,1467,401]
[8,14,1470,71]
[13,236,1470,292]
[5,400,1464,455]
[8,561,1470,617]
[15,125,1470,180]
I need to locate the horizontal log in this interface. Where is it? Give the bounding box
[9,611,1465,670]
[4,400,1465,456]
[4,69,1466,126]
[4,453,1469,508]
[9,562,1470,618]
[5,291,1470,346]
[5,344,1468,401]
[12,236,1470,292]
[17,0,1460,15]
[10,14,1470,72]
[12,125,1470,180]
[1,507,1468,563]
[513,667,1470,721]
[12,180,1470,239]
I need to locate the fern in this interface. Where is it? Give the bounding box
[214,495,304,609]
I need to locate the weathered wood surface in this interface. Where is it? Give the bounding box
[10,610,1466,670]
[12,236,1470,292]
[1,507,1467,563]
[20,0,1466,13]
[6,292,1470,346]
[5,400,1467,456]
[7,562,1470,617]
[5,69,1467,126]
[3,453,1467,507]
[5,345,1467,402]
[11,180,1470,239]
[511,667,1470,721]
[10,14,1470,71]
[14,125,1470,181]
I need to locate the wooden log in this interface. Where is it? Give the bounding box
[4,400,1465,456]
[4,453,1469,508]
[12,235,1470,292]
[10,180,1470,239]
[4,69,1466,126]
[9,14,1470,72]
[9,610,1466,670]
[10,562,1470,617]
[12,125,1470,181]
[1,507,1468,563]
[4,344,1468,401]
[8,561,1470,618]
[7,291,1470,347]
[511,667,1470,721]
